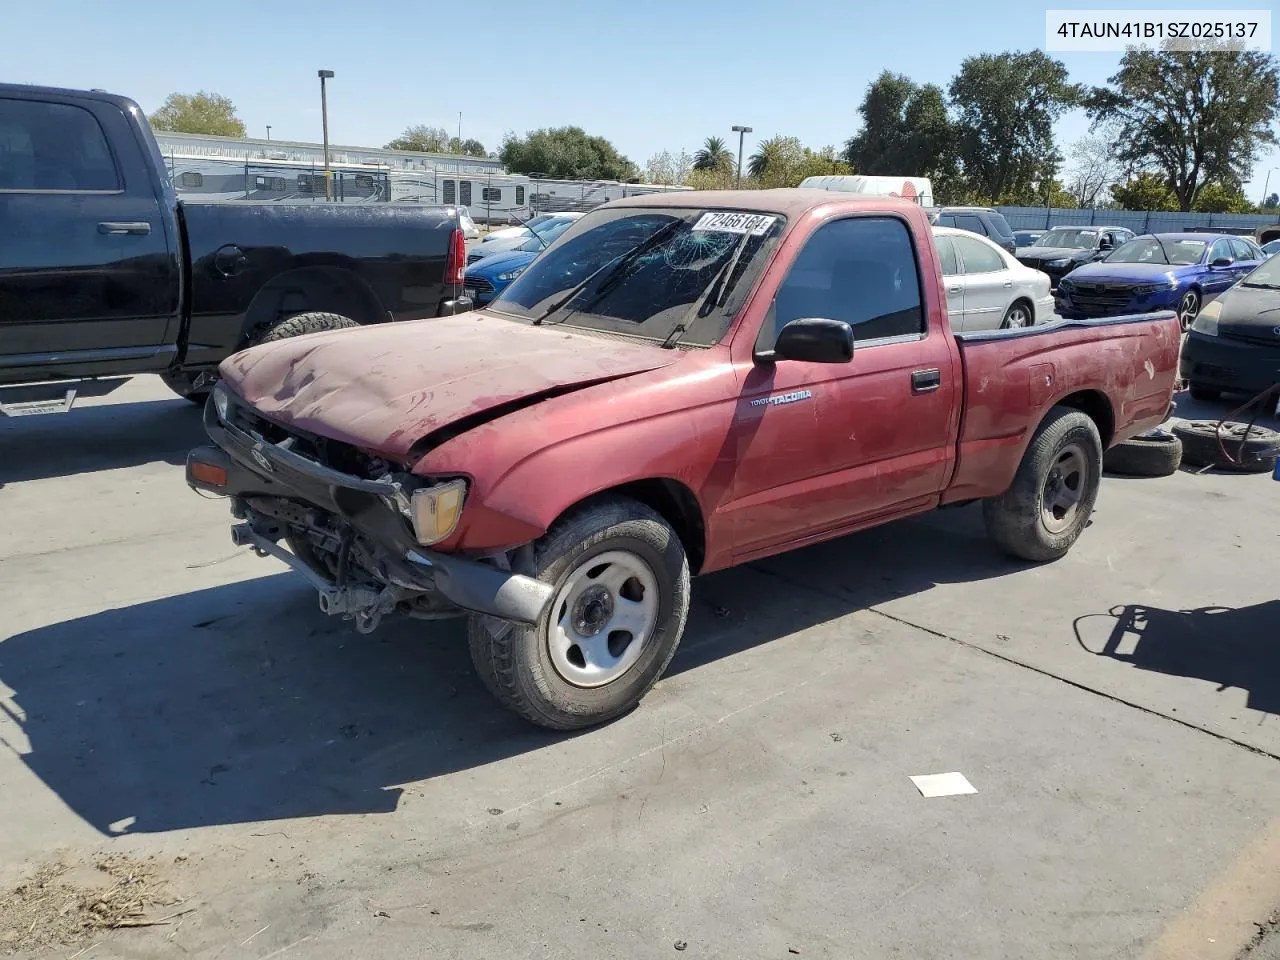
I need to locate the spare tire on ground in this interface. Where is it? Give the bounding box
[1171,420,1280,473]
[1103,428,1183,477]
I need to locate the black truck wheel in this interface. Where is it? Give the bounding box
[1172,421,1280,473]
[467,496,691,730]
[254,311,360,345]
[1102,429,1183,478]
[983,406,1103,562]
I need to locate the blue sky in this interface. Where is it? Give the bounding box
[4,0,1278,198]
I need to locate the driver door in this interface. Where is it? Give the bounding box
[726,215,958,561]
[1205,238,1238,297]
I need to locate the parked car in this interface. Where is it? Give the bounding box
[483,213,561,244]
[466,215,580,267]
[927,206,1018,254]
[932,227,1053,330]
[1262,239,1280,258]
[1055,233,1266,330]
[0,83,470,417]
[1014,230,1045,247]
[188,189,1179,730]
[463,247,540,307]
[1016,226,1136,286]
[1180,252,1280,400]
[470,213,585,263]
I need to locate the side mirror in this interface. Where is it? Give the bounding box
[1211,257,1233,268]
[769,317,854,364]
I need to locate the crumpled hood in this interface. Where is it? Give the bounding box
[219,313,680,459]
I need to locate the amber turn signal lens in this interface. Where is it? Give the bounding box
[190,461,228,488]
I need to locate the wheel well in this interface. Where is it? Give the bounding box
[595,478,707,574]
[240,266,385,346]
[1056,389,1114,446]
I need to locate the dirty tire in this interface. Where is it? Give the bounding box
[253,311,359,345]
[1102,429,1183,478]
[159,370,211,405]
[983,406,1103,562]
[467,496,691,730]
[1188,383,1221,402]
[1172,420,1280,473]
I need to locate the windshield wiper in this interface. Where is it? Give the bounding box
[660,231,753,350]
[531,218,684,326]
[1151,236,1173,265]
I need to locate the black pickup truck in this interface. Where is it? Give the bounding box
[0,83,471,416]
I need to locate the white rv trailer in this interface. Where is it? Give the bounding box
[798,174,934,207]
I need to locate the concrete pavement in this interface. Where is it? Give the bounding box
[1,377,1278,959]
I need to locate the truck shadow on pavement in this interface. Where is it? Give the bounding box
[0,398,204,486]
[1076,602,1280,717]
[0,506,1023,837]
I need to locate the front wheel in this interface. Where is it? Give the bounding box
[159,370,211,405]
[467,496,691,730]
[983,407,1103,562]
[1177,289,1200,331]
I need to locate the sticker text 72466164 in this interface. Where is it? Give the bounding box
[692,212,778,236]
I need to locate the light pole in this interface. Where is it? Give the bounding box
[1260,168,1278,209]
[318,69,334,201]
[731,125,752,189]
[265,124,271,141]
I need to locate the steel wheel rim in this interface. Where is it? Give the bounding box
[547,550,660,688]
[1179,291,1199,329]
[1006,305,1029,329]
[1041,443,1089,534]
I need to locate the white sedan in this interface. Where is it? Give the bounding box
[932,226,1055,331]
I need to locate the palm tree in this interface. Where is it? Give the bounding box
[747,136,785,180]
[693,136,733,172]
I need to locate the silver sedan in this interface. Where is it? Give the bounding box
[932,226,1055,331]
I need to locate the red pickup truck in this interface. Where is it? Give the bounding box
[187,190,1180,729]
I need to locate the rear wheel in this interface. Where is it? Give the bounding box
[1188,383,1221,402]
[1001,300,1033,330]
[252,311,360,346]
[983,407,1103,562]
[467,496,691,730]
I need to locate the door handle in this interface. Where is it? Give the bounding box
[1003,279,1013,288]
[911,368,941,393]
[947,284,961,294]
[98,221,151,236]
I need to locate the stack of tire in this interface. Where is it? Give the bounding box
[1103,422,1280,476]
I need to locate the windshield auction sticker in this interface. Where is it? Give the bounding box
[1045,9,1271,51]
[692,212,778,236]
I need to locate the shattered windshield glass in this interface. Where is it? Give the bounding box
[490,207,787,347]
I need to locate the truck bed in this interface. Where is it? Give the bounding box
[946,312,1182,503]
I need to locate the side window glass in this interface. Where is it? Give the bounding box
[955,214,986,235]
[934,236,959,276]
[1230,238,1254,261]
[937,215,957,228]
[953,236,1005,274]
[761,216,924,350]
[1210,238,1234,262]
[0,97,120,191]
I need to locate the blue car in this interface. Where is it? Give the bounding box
[1055,232,1266,330]
[463,248,540,307]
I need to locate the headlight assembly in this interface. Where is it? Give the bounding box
[497,267,526,282]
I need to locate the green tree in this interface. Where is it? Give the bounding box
[685,166,737,191]
[844,72,956,185]
[644,149,694,185]
[948,51,1082,203]
[385,125,486,156]
[1109,174,1178,211]
[499,127,637,181]
[1192,183,1254,214]
[1087,42,1280,211]
[693,136,733,172]
[747,135,798,181]
[1265,192,1280,210]
[149,92,245,137]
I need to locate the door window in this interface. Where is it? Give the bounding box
[952,235,1005,274]
[761,216,925,349]
[1230,238,1256,261]
[1209,238,1234,263]
[954,214,986,235]
[0,97,120,191]
[934,236,959,276]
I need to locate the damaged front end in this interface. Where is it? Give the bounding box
[187,384,552,633]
